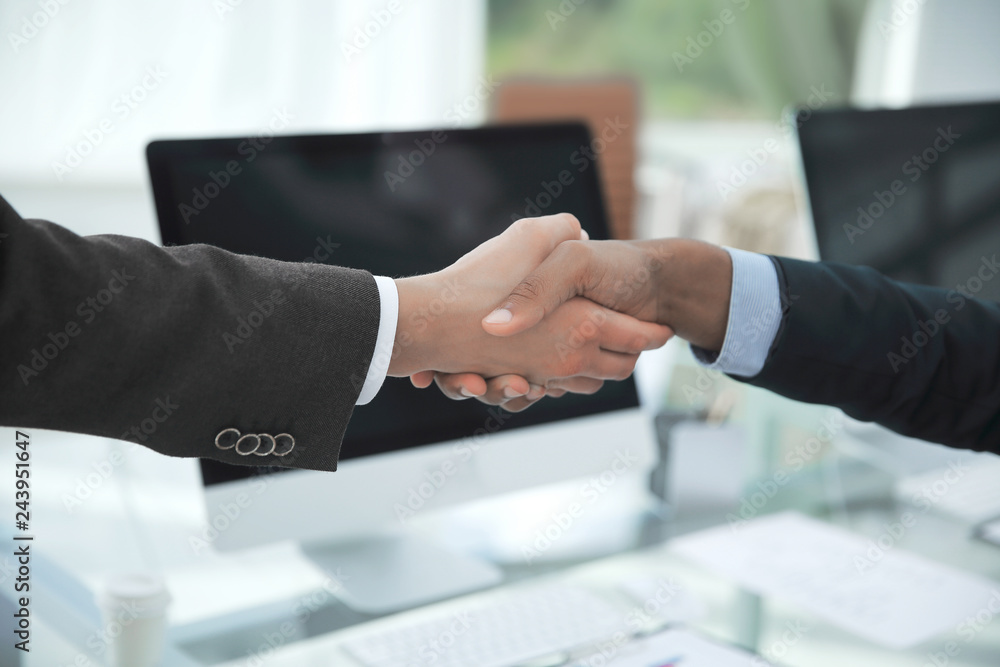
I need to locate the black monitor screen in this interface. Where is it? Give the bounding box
[797,100,1000,302]
[147,124,639,485]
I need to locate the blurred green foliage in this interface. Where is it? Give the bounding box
[487,0,869,119]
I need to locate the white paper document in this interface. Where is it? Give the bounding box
[570,629,768,667]
[671,511,1000,648]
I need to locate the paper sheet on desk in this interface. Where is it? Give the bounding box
[570,629,769,667]
[670,511,1000,649]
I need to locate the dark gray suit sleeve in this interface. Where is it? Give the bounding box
[741,256,1000,453]
[0,194,380,472]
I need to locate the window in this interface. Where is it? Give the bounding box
[488,0,868,119]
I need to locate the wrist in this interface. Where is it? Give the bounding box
[388,275,439,377]
[388,270,473,376]
[645,238,732,351]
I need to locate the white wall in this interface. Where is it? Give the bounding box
[0,0,486,188]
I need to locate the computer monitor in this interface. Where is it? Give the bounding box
[794,100,1000,302]
[146,123,658,612]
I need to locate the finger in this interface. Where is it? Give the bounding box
[480,375,532,404]
[547,377,605,395]
[581,350,641,382]
[495,394,545,412]
[483,240,593,337]
[589,308,674,354]
[546,388,567,398]
[432,373,487,400]
[477,381,544,412]
[410,371,436,389]
[504,213,586,265]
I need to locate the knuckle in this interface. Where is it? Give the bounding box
[557,212,581,232]
[510,216,536,234]
[514,216,552,246]
[511,274,546,302]
[630,334,650,352]
[557,239,590,265]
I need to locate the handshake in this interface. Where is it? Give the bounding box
[386,214,734,411]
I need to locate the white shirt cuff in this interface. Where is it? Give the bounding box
[691,247,782,378]
[356,276,398,405]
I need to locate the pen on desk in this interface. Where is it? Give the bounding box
[655,658,684,667]
[514,618,676,667]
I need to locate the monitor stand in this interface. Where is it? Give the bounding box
[301,534,503,615]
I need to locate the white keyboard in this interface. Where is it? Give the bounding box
[342,585,630,667]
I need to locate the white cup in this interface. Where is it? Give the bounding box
[98,573,172,667]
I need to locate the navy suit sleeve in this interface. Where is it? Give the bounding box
[741,256,1000,452]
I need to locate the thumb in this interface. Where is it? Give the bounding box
[482,240,591,336]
